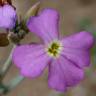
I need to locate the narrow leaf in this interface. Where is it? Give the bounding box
[24,1,40,21]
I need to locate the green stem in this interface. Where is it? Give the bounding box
[7,75,24,90]
[0,45,25,95]
[0,75,24,95]
[1,45,16,77]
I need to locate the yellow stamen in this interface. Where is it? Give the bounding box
[46,40,62,58]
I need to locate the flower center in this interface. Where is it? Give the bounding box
[46,41,62,58]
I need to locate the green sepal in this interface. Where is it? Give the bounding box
[21,2,40,31]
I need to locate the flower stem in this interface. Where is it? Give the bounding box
[0,45,25,95]
[7,75,24,90]
[1,45,16,78]
[0,75,24,95]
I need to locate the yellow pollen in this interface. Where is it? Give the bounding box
[46,41,62,58]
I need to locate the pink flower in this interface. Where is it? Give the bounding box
[12,8,94,92]
[0,4,17,29]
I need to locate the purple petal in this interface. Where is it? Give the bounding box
[48,56,84,92]
[0,5,17,29]
[61,48,90,68]
[61,31,94,49]
[12,44,51,78]
[60,31,94,68]
[27,8,59,44]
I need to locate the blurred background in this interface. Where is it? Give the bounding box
[0,0,96,96]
